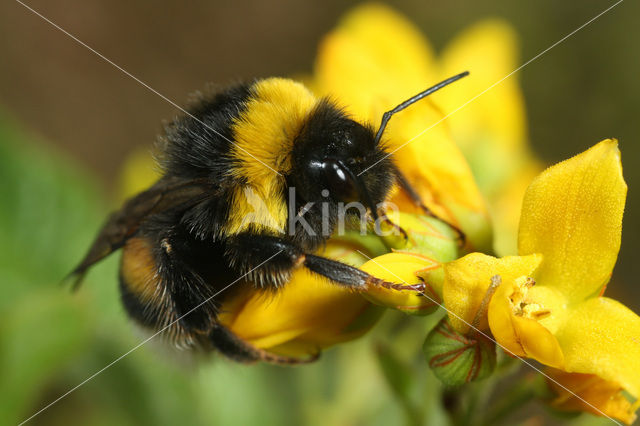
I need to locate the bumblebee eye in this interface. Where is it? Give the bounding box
[323,160,358,202]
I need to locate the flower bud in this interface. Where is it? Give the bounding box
[423,318,496,386]
[358,212,460,315]
[360,252,440,315]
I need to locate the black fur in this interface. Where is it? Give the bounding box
[160,83,253,181]
[289,99,394,205]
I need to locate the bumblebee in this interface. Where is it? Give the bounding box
[71,72,468,364]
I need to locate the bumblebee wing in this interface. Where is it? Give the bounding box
[67,177,212,289]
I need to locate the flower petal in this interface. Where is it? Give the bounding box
[433,19,540,256]
[384,107,493,252]
[554,296,640,399]
[314,2,436,122]
[491,161,543,256]
[435,20,527,168]
[443,252,541,334]
[219,269,381,356]
[518,139,627,302]
[118,148,160,200]
[547,369,638,424]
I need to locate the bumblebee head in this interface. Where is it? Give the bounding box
[290,71,469,224]
[290,100,394,222]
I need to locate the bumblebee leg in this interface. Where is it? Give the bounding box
[304,254,426,292]
[393,167,466,246]
[209,324,320,365]
[123,229,320,363]
[393,167,430,212]
[225,233,414,291]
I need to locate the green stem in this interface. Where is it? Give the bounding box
[465,380,498,426]
[445,354,535,426]
[480,375,544,426]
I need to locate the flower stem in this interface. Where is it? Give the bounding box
[480,374,545,425]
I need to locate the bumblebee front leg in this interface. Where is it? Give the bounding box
[225,233,417,291]
[393,166,430,212]
[393,167,466,246]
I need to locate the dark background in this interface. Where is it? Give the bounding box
[1,0,637,309]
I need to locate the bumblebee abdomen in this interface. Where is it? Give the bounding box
[118,224,236,347]
[119,236,182,339]
[120,237,160,307]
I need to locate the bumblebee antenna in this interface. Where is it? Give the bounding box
[373,71,469,145]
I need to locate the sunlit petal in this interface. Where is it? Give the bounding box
[435,20,527,163]
[219,244,383,357]
[518,139,627,302]
[314,2,436,122]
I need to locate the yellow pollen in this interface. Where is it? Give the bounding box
[522,304,551,320]
[509,276,549,319]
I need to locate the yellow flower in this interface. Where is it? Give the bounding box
[313,3,492,252]
[443,139,640,423]
[442,252,541,335]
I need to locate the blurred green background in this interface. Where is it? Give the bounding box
[0,1,638,425]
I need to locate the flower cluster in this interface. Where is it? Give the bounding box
[308,4,639,423]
